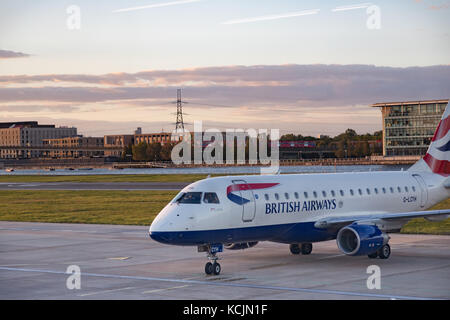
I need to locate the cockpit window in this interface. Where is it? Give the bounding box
[176,192,203,204]
[203,192,220,204]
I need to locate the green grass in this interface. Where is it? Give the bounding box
[0,190,177,226]
[400,198,450,235]
[0,190,448,234]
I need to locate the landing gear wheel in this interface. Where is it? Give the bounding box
[378,244,391,259]
[200,244,223,275]
[368,252,378,259]
[289,244,300,255]
[212,262,221,275]
[205,262,213,275]
[301,243,313,255]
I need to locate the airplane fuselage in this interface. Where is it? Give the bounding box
[149,170,448,246]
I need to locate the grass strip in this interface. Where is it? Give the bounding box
[0,190,448,234]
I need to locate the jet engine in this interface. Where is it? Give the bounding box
[336,224,389,256]
[224,242,258,250]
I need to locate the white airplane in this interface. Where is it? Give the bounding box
[150,105,450,275]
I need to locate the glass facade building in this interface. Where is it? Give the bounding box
[372,99,448,156]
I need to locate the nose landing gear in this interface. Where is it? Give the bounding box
[205,260,221,275]
[198,244,223,275]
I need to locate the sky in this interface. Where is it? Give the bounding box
[1,0,449,137]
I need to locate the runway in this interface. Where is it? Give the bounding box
[1,221,449,300]
[0,182,189,190]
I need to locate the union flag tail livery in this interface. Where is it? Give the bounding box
[150,103,450,276]
[423,106,450,176]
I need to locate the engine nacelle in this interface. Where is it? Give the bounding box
[337,224,389,256]
[224,242,258,250]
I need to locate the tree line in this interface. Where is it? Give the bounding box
[280,129,383,158]
[122,128,383,161]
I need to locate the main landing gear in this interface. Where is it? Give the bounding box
[198,244,222,275]
[368,244,391,259]
[289,243,313,255]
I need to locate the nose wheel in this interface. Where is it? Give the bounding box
[205,261,221,275]
[198,244,223,275]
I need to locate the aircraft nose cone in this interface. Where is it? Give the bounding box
[149,218,172,244]
[149,231,169,243]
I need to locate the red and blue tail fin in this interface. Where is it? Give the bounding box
[410,103,450,177]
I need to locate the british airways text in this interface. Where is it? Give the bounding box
[265,199,337,214]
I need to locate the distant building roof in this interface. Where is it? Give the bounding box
[0,121,56,129]
[371,99,448,107]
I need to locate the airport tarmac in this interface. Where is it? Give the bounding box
[0,182,189,190]
[0,221,449,300]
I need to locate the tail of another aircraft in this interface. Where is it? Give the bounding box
[409,103,450,177]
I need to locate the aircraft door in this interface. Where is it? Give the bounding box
[232,180,256,222]
[412,174,428,208]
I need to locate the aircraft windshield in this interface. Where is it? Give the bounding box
[203,192,220,204]
[175,192,203,204]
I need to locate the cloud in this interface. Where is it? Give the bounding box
[222,9,320,25]
[0,64,448,136]
[429,3,450,10]
[0,49,30,59]
[0,104,79,113]
[113,0,203,13]
[332,3,372,12]
[0,64,449,107]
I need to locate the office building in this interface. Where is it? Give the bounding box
[371,99,448,156]
[0,121,77,159]
[104,134,135,157]
[42,136,104,158]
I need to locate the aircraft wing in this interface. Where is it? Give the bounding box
[314,209,450,230]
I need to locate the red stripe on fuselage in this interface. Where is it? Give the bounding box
[423,153,450,176]
[227,183,279,194]
[432,116,450,142]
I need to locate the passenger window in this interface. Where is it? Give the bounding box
[350,189,354,196]
[275,193,279,200]
[304,192,308,199]
[412,186,416,192]
[366,188,370,195]
[405,186,409,193]
[177,192,203,204]
[294,192,299,199]
[382,187,386,194]
[331,190,336,197]
[285,193,289,200]
[340,190,344,196]
[374,188,378,194]
[358,189,362,196]
[264,194,269,201]
[313,191,318,198]
[390,187,394,193]
[322,191,327,197]
[203,192,220,204]
[397,186,401,193]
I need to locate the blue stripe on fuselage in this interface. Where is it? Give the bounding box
[149,222,336,246]
[436,139,450,152]
[226,192,250,205]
